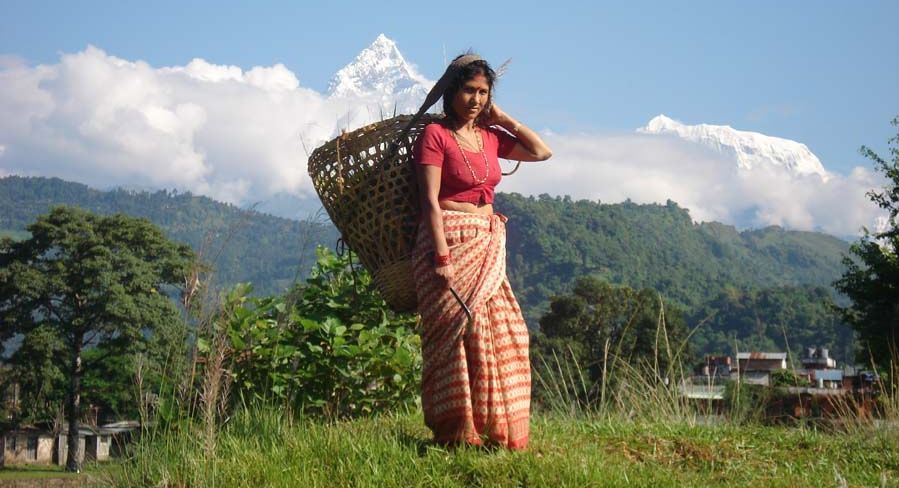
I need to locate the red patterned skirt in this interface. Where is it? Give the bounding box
[413,210,531,450]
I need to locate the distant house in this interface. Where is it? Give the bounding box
[0,427,59,466]
[694,356,733,382]
[1,421,138,467]
[736,352,787,386]
[94,420,139,458]
[810,369,843,389]
[842,367,880,394]
[797,347,846,390]
[56,426,113,464]
[800,347,837,370]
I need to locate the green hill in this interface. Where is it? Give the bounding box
[1,177,854,361]
[0,176,338,295]
[496,193,849,320]
[494,194,853,362]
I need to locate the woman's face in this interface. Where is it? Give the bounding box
[451,74,490,124]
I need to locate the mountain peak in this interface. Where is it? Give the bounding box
[327,34,431,101]
[372,33,396,49]
[638,114,830,179]
[643,114,680,133]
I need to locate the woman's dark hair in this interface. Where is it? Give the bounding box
[442,56,496,126]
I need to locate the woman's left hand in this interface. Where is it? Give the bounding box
[485,103,553,162]
[484,104,510,127]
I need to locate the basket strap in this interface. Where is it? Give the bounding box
[502,161,522,176]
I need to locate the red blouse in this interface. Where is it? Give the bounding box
[413,122,518,205]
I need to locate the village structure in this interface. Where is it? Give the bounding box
[0,374,139,467]
[0,417,139,467]
[682,346,880,417]
[692,347,878,389]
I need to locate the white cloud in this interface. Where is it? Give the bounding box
[0,46,365,204]
[501,132,885,237]
[0,46,886,236]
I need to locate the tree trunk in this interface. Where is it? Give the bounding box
[65,333,83,472]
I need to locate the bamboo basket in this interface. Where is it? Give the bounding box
[307,113,443,312]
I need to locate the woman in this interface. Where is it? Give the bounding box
[412,54,552,450]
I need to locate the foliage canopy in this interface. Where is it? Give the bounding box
[835,116,899,372]
[0,206,194,470]
[219,248,421,418]
[0,176,337,295]
[533,277,691,408]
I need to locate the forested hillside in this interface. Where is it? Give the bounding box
[493,194,854,362]
[0,176,338,295]
[688,285,856,364]
[1,177,854,362]
[496,193,848,319]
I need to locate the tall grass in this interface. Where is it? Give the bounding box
[104,267,899,487]
[532,293,699,424]
[103,401,899,487]
[533,350,698,424]
[103,373,899,486]
[531,294,899,434]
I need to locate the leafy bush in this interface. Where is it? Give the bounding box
[770,369,811,388]
[724,381,772,424]
[220,248,421,418]
[531,277,695,419]
[533,278,691,393]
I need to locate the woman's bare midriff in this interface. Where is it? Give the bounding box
[439,200,494,215]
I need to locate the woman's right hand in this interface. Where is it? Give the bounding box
[435,263,454,289]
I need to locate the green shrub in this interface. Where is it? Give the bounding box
[724,381,772,424]
[770,369,811,388]
[220,247,421,418]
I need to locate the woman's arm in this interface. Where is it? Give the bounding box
[487,104,553,162]
[416,164,454,288]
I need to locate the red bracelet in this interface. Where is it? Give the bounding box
[434,253,452,267]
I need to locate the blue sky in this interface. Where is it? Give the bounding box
[3,0,897,173]
[1,1,897,235]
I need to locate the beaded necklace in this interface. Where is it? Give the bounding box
[449,127,490,185]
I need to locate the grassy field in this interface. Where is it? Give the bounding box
[0,465,79,480]
[102,406,898,487]
[0,463,113,487]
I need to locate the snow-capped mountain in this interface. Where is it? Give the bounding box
[638,114,830,180]
[327,34,433,114]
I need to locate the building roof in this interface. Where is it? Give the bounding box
[101,420,139,430]
[99,420,140,434]
[679,384,725,400]
[736,352,787,360]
